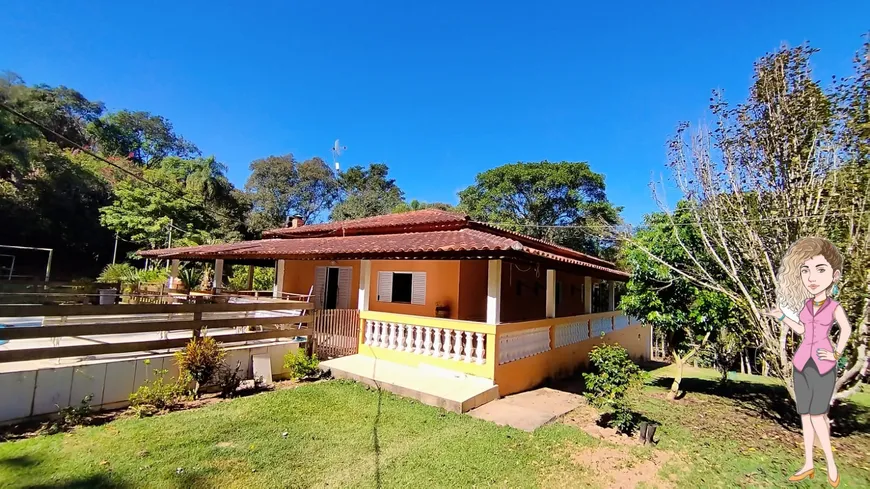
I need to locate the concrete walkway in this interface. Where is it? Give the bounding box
[468,387,583,432]
[320,354,499,413]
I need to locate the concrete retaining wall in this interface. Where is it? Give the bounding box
[0,340,300,425]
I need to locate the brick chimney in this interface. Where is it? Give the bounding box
[289,215,304,228]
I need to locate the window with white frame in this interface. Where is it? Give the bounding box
[377,271,426,305]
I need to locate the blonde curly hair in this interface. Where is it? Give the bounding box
[775,237,844,313]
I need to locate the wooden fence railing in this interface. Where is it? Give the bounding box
[312,309,360,359]
[0,300,313,363]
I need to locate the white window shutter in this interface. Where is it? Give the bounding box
[313,267,327,309]
[411,272,426,305]
[377,272,392,303]
[337,267,352,309]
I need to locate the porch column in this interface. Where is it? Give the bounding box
[545,269,556,318]
[246,265,255,290]
[272,259,286,298]
[169,259,180,290]
[584,276,592,314]
[608,281,616,311]
[358,259,371,311]
[213,259,224,293]
[486,259,502,325]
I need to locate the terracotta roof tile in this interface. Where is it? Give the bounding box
[263,208,468,238]
[142,229,522,260]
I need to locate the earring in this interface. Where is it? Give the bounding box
[832,283,840,296]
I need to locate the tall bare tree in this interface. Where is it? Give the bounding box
[621,42,869,401]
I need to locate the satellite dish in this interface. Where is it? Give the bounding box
[331,139,347,171]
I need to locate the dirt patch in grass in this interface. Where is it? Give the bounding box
[570,445,673,489]
[560,403,644,446]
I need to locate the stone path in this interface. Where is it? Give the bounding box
[468,387,584,432]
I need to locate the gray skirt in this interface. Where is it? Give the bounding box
[793,359,836,415]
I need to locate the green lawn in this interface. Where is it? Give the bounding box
[1,369,868,488]
[0,381,599,489]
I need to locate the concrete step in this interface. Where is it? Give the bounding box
[320,355,499,413]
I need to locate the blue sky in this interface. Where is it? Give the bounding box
[2,1,868,225]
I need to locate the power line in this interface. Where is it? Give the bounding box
[479,208,870,233]
[0,101,237,222]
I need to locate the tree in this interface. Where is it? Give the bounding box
[330,163,404,221]
[244,154,340,234]
[620,209,741,397]
[622,42,869,401]
[393,199,456,213]
[0,77,115,278]
[100,156,244,248]
[458,161,621,257]
[87,110,199,166]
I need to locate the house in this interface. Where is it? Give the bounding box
[140,209,649,412]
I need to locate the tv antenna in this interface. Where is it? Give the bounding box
[331,139,347,171]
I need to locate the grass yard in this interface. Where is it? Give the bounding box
[1,367,868,488]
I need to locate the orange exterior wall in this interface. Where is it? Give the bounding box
[458,260,488,322]
[282,260,361,309]
[369,260,461,319]
[493,321,652,397]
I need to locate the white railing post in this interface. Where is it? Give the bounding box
[414,326,424,354]
[388,322,397,349]
[453,330,463,360]
[405,325,415,352]
[442,328,452,359]
[463,331,474,362]
[396,323,405,351]
[432,328,442,357]
[423,327,433,355]
[364,320,373,345]
[475,332,485,364]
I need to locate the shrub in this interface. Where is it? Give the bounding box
[583,344,645,434]
[216,361,244,398]
[175,335,226,397]
[42,394,93,434]
[129,367,190,417]
[283,349,320,380]
[178,267,203,292]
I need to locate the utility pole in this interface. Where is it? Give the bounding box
[167,219,173,249]
[112,234,119,264]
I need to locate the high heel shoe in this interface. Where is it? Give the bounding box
[828,473,840,487]
[788,468,814,481]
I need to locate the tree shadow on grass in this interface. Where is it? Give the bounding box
[22,474,131,489]
[648,376,870,437]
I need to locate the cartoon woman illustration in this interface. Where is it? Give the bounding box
[764,237,852,487]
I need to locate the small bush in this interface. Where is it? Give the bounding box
[42,394,93,434]
[283,349,320,380]
[583,344,645,434]
[216,361,244,398]
[175,335,226,397]
[129,367,190,417]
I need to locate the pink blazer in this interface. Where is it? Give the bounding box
[793,298,838,375]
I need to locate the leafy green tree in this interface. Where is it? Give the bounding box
[330,163,404,221]
[393,199,456,213]
[620,208,741,398]
[87,110,199,166]
[244,155,340,234]
[100,156,244,248]
[458,161,621,257]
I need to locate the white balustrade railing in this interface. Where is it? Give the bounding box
[613,313,630,331]
[591,316,613,336]
[554,319,590,348]
[498,326,550,365]
[363,320,487,364]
